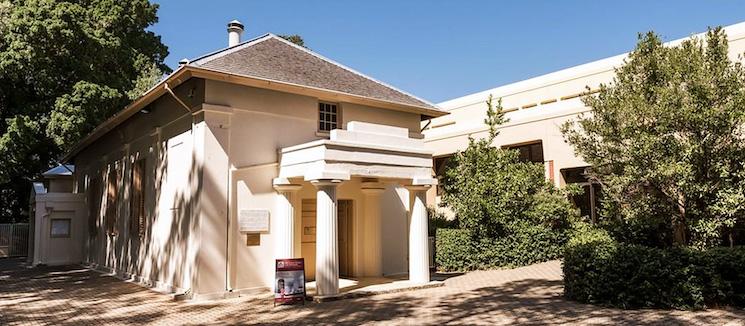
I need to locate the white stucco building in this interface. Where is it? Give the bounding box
[58,21,446,300]
[29,165,86,266]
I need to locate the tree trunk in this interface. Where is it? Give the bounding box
[673,193,687,246]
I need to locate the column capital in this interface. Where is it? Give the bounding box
[273,184,302,192]
[310,179,343,187]
[272,177,302,192]
[404,184,431,192]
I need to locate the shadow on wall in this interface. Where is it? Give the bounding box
[143,132,199,291]
[87,128,202,292]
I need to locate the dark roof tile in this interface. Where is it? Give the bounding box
[192,35,437,109]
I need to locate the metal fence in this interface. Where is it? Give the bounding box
[0,223,29,258]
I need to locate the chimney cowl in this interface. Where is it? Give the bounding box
[227,19,244,47]
[227,19,244,31]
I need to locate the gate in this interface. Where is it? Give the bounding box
[0,223,30,258]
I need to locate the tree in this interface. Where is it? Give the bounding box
[0,0,169,223]
[442,94,578,240]
[437,96,578,270]
[562,28,745,248]
[279,34,307,48]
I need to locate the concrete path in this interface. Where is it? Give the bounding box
[1,258,743,325]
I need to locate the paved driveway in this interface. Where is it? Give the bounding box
[1,258,743,325]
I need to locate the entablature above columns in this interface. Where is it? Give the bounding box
[277,122,437,183]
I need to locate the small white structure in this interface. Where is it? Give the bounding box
[29,165,86,266]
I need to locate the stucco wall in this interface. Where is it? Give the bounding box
[73,78,205,293]
[31,193,86,266]
[47,178,74,193]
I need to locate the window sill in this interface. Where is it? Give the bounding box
[315,131,330,138]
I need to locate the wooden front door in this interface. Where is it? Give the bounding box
[301,199,354,280]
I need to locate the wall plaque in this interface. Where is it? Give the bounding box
[239,209,270,233]
[246,234,261,246]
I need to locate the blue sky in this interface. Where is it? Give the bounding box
[151,1,745,103]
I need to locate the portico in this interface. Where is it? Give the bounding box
[273,121,436,298]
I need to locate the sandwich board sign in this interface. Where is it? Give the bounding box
[274,258,306,306]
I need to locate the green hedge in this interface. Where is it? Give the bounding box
[436,222,568,272]
[435,229,475,271]
[564,231,745,310]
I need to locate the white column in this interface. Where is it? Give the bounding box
[273,183,302,260]
[312,179,341,297]
[406,185,431,284]
[361,182,384,277]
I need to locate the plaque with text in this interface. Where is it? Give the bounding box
[239,209,270,233]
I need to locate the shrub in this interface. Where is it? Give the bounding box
[564,227,745,309]
[599,216,673,248]
[428,207,458,236]
[436,222,568,272]
[435,229,475,271]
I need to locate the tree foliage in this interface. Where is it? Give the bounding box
[484,95,507,140]
[442,139,577,237]
[562,28,745,248]
[0,0,169,222]
[278,34,307,48]
[443,95,577,237]
[437,94,579,270]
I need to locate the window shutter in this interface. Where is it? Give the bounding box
[88,176,100,236]
[105,164,119,235]
[130,159,146,238]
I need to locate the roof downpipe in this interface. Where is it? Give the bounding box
[227,20,244,47]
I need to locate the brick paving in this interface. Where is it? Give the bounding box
[1,258,744,325]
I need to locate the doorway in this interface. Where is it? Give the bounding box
[301,199,354,280]
[337,200,353,277]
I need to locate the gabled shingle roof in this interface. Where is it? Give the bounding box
[61,33,446,162]
[190,34,438,109]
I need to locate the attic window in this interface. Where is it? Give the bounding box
[318,102,339,132]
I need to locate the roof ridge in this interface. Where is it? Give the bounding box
[190,33,273,66]
[266,33,439,109]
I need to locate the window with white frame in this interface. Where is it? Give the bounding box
[318,102,339,132]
